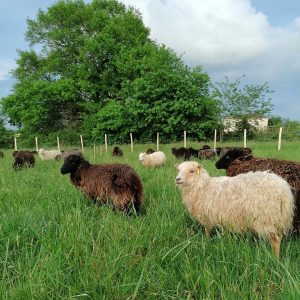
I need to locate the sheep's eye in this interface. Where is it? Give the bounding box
[190,170,195,173]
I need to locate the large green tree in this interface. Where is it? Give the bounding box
[2,0,219,143]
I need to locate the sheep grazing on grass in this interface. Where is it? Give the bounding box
[202,144,211,150]
[175,161,294,258]
[112,146,123,157]
[0,151,4,158]
[198,149,217,160]
[139,151,166,168]
[219,146,252,157]
[61,154,143,213]
[146,148,155,154]
[187,147,199,158]
[13,151,35,170]
[216,148,300,232]
[38,149,62,160]
[171,147,191,160]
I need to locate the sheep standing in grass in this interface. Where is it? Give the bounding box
[198,149,217,160]
[13,151,35,170]
[61,154,143,213]
[171,147,191,160]
[112,146,123,157]
[216,148,300,232]
[139,151,166,168]
[38,149,62,160]
[175,161,294,258]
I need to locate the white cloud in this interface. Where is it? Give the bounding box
[121,0,300,120]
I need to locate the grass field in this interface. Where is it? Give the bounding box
[0,141,300,299]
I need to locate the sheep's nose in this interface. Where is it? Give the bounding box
[175,176,182,184]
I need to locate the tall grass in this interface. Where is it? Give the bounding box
[0,141,299,299]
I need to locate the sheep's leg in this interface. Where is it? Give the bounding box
[269,234,282,259]
[205,226,211,239]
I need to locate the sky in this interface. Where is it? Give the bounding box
[0,0,300,121]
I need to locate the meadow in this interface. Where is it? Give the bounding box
[0,141,300,299]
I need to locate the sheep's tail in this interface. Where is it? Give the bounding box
[131,175,144,212]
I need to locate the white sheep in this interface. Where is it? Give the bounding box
[175,161,295,258]
[38,149,62,161]
[139,151,166,168]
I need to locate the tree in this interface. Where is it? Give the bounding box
[1,0,220,143]
[212,75,274,119]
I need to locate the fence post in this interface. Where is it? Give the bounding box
[156,132,159,151]
[14,137,17,151]
[93,144,96,158]
[105,134,108,153]
[130,133,133,152]
[57,137,60,151]
[278,127,283,151]
[184,131,187,148]
[243,129,247,148]
[80,135,84,152]
[35,137,39,152]
[213,129,217,150]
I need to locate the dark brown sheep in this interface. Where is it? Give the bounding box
[171,147,191,160]
[13,151,35,170]
[146,148,155,154]
[112,146,123,157]
[60,154,143,213]
[215,148,300,232]
[220,146,252,157]
[198,149,217,160]
[202,144,211,150]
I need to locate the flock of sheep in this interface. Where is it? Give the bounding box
[3,143,300,259]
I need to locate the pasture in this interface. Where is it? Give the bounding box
[0,141,300,299]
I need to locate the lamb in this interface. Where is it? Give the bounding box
[198,149,217,160]
[139,151,166,168]
[171,147,191,160]
[13,150,35,170]
[112,146,123,157]
[215,148,300,232]
[61,154,143,213]
[38,149,62,160]
[175,161,294,258]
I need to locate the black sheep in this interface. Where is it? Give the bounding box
[171,147,191,160]
[13,151,35,170]
[112,146,123,157]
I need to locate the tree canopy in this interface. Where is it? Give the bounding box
[1,0,220,144]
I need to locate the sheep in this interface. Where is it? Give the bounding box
[175,161,294,258]
[146,148,155,154]
[112,146,123,157]
[219,146,252,157]
[13,150,35,170]
[0,151,4,158]
[171,147,191,160]
[139,151,166,168]
[38,149,62,160]
[60,154,143,213]
[215,148,300,232]
[187,147,199,158]
[198,149,217,160]
[202,144,211,150]
[61,149,82,159]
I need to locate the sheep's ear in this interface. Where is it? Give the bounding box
[197,166,201,175]
[175,164,179,169]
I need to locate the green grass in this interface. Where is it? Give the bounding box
[0,141,300,299]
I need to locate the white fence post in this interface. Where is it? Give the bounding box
[105,134,108,153]
[184,131,187,148]
[243,129,247,148]
[278,127,283,151]
[156,132,159,151]
[57,137,60,151]
[14,137,17,151]
[213,129,217,150]
[35,137,39,152]
[80,135,84,152]
[130,133,133,152]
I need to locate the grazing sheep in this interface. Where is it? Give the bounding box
[146,148,155,154]
[202,144,211,150]
[215,148,300,232]
[171,147,191,160]
[220,146,252,157]
[61,154,143,213]
[112,146,123,157]
[61,149,82,159]
[38,149,62,160]
[139,151,166,168]
[215,147,222,156]
[175,161,294,258]
[13,150,35,170]
[198,149,217,160]
[0,151,4,158]
[187,147,199,158]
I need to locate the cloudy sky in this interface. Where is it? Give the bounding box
[1,0,299,121]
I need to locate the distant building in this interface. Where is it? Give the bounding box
[223,117,269,133]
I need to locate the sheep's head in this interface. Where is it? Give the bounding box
[175,161,204,186]
[215,148,248,169]
[38,149,44,155]
[60,154,84,174]
[139,153,146,161]
[171,147,177,154]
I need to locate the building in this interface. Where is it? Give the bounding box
[223,117,269,133]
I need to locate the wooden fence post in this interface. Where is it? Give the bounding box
[156,132,159,151]
[35,137,39,152]
[184,131,187,148]
[105,134,108,153]
[213,129,217,150]
[278,127,283,151]
[14,137,17,151]
[80,135,84,152]
[57,137,60,151]
[243,129,247,148]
